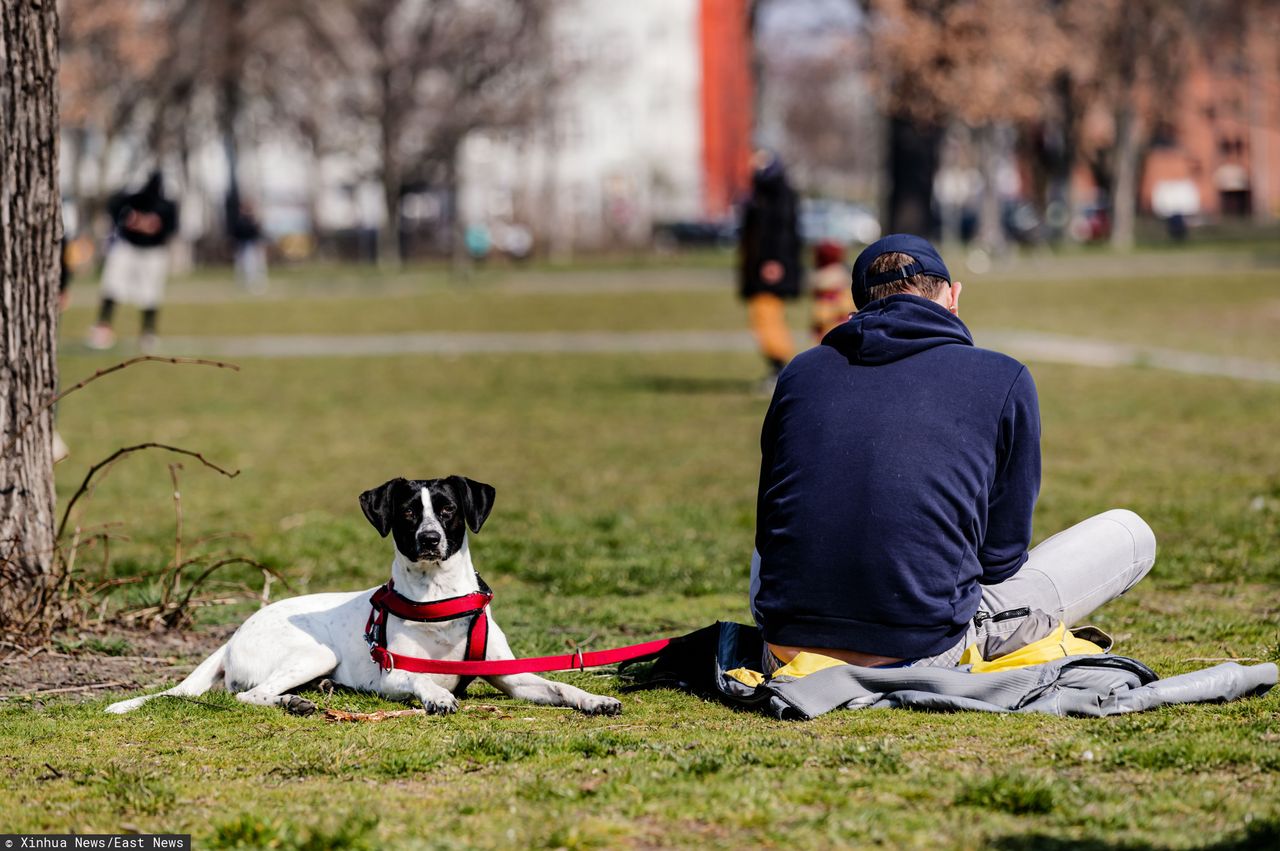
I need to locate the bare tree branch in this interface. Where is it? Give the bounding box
[57,444,240,540]
[1,356,239,458]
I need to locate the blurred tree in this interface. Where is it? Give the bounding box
[61,0,336,245]
[866,0,1070,245]
[1058,0,1198,250]
[863,0,1266,250]
[318,0,554,267]
[60,1,174,232]
[754,0,878,203]
[1,0,62,640]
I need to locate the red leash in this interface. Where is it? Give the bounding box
[365,577,671,676]
[371,637,673,676]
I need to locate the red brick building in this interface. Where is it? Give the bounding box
[1140,28,1280,221]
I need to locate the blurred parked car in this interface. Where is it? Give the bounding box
[799,199,880,246]
[652,219,739,251]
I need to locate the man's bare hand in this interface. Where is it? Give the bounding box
[761,260,784,284]
[124,209,163,236]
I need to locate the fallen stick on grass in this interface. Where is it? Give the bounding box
[25,681,129,696]
[324,708,427,723]
[1186,656,1263,663]
[323,703,526,722]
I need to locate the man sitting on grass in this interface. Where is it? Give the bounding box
[749,234,1156,670]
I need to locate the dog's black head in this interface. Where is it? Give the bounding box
[359,476,496,563]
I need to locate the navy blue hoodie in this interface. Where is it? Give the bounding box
[752,295,1041,659]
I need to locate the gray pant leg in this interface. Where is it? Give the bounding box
[915,509,1157,667]
[981,508,1156,627]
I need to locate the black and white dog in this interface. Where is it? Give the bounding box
[106,476,621,716]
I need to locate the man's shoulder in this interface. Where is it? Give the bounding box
[959,344,1029,377]
[783,338,1028,380]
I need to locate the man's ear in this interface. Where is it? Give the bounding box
[359,478,405,538]
[447,475,496,533]
[949,280,962,315]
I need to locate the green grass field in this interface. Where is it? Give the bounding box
[3,252,1279,849]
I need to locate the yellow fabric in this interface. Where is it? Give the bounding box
[773,651,850,679]
[726,651,847,686]
[725,624,1108,685]
[725,667,767,687]
[747,293,796,363]
[958,623,1107,673]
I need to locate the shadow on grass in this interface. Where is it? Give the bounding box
[992,817,1279,851]
[630,375,759,395]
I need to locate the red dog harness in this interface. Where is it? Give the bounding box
[365,575,671,677]
[365,576,494,676]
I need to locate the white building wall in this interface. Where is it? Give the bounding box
[460,0,705,252]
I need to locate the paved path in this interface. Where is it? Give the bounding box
[67,247,1280,306]
[145,329,1280,384]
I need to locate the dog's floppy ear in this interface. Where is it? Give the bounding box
[359,478,405,538]
[447,476,496,533]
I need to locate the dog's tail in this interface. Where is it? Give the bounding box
[105,641,229,714]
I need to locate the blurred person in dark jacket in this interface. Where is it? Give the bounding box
[739,149,802,392]
[88,170,179,351]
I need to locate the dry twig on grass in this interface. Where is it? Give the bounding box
[324,708,428,723]
[25,681,129,696]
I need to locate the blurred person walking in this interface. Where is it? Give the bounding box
[809,240,854,342]
[87,170,179,351]
[739,150,802,393]
[52,238,73,464]
[232,201,269,294]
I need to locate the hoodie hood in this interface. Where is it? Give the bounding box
[140,170,165,200]
[821,294,972,365]
[751,150,790,195]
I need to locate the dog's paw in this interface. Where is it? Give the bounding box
[422,696,459,716]
[283,695,317,717]
[579,695,622,716]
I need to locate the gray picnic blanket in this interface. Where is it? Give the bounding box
[762,653,1277,720]
[632,622,1278,720]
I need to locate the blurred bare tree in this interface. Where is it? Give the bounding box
[756,1,879,203]
[861,0,1271,249]
[60,0,555,263]
[309,0,555,266]
[61,0,322,236]
[865,0,1070,244]
[1058,0,1239,250]
[60,2,173,231]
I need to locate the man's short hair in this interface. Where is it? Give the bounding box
[865,252,949,303]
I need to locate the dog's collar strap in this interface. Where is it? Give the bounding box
[366,576,491,676]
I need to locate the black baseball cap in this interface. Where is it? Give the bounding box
[851,234,952,309]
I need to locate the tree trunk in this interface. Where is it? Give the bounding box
[1,0,62,641]
[377,62,402,269]
[219,0,247,240]
[1110,102,1140,252]
[445,148,470,277]
[886,115,941,238]
[976,123,1007,253]
[378,163,402,269]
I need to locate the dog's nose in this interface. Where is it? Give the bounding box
[419,530,442,549]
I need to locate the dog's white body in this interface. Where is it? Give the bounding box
[107,492,621,716]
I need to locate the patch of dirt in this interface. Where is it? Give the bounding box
[0,624,233,702]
